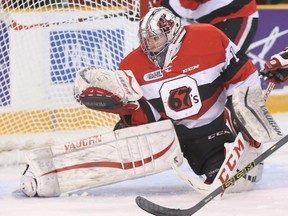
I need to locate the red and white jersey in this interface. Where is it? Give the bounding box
[119,24,260,139]
[159,0,258,25]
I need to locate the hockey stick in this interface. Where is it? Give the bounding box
[170,81,275,196]
[246,52,275,101]
[136,81,280,215]
[263,80,275,102]
[136,133,288,216]
[171,133,249,197]
[10,11,138,31]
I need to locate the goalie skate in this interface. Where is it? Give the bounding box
[18,165,38,197]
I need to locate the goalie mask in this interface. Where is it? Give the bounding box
[138,7,185,69]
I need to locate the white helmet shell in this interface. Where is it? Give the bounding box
[138,7,185,69]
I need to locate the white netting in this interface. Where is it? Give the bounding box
[0,0,141,165]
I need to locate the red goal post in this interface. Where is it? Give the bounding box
[0,0,149,165]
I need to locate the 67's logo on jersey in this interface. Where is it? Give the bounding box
[169,86,193,111]
[160,76,202,120]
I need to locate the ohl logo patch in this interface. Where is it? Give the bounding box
[144,69,163,81]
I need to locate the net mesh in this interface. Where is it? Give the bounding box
[0,0,141,164]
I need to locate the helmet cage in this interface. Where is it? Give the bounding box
[138,8,182,69]
[139,26,172,68]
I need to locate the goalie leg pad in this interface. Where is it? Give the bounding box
[172,133,264,196]
[21,120,183,197]
[225,144,264,193]
[232,85,283,143]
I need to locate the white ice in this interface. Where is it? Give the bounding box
[1,113,288,216]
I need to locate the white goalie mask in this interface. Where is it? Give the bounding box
[138,7,185,69]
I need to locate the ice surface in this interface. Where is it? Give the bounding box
[1,113,288,216]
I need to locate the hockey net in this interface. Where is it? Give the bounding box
[0,0,149,165]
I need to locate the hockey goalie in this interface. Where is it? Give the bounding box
[20,7,287,198]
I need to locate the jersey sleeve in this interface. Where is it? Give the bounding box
[221,36,260,96]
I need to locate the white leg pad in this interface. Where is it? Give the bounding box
[171,133,263,196]
[232,85,283,143]
[23,120,183,197]
[224,142,264,193]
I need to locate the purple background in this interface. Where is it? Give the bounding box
[249,8,288,89]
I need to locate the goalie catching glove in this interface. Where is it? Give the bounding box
[74,67,143,115]
[260,48,288,83]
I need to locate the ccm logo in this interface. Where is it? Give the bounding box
[182,64,199,73]
[218,139,245,183]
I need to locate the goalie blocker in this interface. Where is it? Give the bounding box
[231,85,283,144]
[260,47,288,83]
[20,120,183,197]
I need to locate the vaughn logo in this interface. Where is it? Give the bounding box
[144,69,163,81]
[64,135,102,151]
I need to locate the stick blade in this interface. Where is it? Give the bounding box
[136,196,192,216]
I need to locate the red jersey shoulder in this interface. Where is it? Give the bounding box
[184,24,229,47]
[179,24,229,62]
